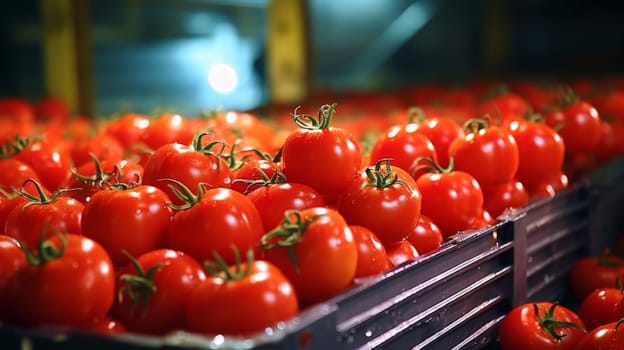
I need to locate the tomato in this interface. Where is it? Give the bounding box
[499,302,586,350]
[414,158,484,239]
[140,113,198,150]
[407,109,464,169]
[142,132,232,206]
[574,321,624,350]
[186,252,299,336]
[207,111,277,151]
[111,249,206,334]
[69,132,125,168]
[0,97,34,124]
[527,171,569,200]
[405,214,443,255]
[350,225,392,279]
[81,317,126,334]
[0,194,28,235]
[568,254,624,300]
[578,287,623,331]
[8,234,115,328]
[10,135,72,191]
[448,118,519,186]
[81,184,173,266]
[477,88,532,120]
[102,113,151,149]
[368,122,437,174]
[482,179,529,218]
[168,186,264,265]
[281,104,362,196]
[33,97,69,123]
[0,235,27,322]
[544,97,601,156]
[247,182,324,233]
[337,160,422,245]
[0,158,48,196]
[617,295,624,319]
[260,207,357,304]
[5,181,84,249]
[230,154,282,195]
[386,240,419,267]
[505,118,565,190]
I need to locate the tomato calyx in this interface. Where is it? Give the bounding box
[411,156,455,176]
[118,251,163,318]
[597,252,624,268]
[0,134,44,158]
[191,131,228,157]
[462,117,492,135]
[260,210,324,271]
[291,103,337,130]
[364,159,414,191]
[231,167,287,194]
[407,107,427,124]
[204,248,253,281]
[161,178,208,211]
[533,302,586,341]
[20,231,67,266]
[222,142,273,171]
[70,154,119,188]
[18,178,76,207]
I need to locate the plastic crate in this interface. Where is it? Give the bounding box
[2,157,623,350]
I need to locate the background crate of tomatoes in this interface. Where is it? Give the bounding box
[1,157,621,349]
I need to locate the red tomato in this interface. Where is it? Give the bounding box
[102,113,151,149]
[261,207,357,304]
[505,118,565,190]
[482,179,530,218]
[10,136,72,191]
[527,171,569,200]
[578,287,624,331]
[281,104,362,196]
[140,113,198,150]
[574,321,624,350]
[405,214,443,255]
[545,98,601,156]
[0,235,27,322]
[386,240,420,267]
[33,97,69,123]
[168,186,264,265]
[0,194,28,234]
[69,132,125,168]
[142,133,232,206]
[0,158,47,196]
[368,122,437,174]
[0,97,34,124]
[350,225,392,279]
[8,234,115,328]
[408,111,464,169]
[5,183,84,249]
[477,89,531,120]
[337,160,422,245]
[448,118,519,186]
[207,111,277,151]
[414,158,484,239]
[247,182,324,233]
[111,249,206,334]
[499,302,586,350]
[186,255,299,336]
[81,185,173,266]
[81,317,126,334]
[569,254,624,300]
[230,157,283,195]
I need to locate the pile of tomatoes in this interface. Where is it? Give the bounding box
[0,78,623,342]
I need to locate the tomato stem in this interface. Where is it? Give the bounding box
[364,159,414,192]
[162,178,208,210]
[203,247,253,281]
[411,156,454,175]
[291,103,337,130]
[20,228,67,266]
[533,303,586,341]
[118,250,162,319]
[407,107,426,124]
[231,167,287,194]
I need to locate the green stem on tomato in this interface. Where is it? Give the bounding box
[118,250,162,318]
[363,159,414,192]
[203,247,253,281]
[161,178,208,211]
[291,103,337,130]
[533,303,586,341]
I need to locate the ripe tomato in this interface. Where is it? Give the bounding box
[111,249,206,334]
[338,160,422,245]
[448,118,519,186]
[545,97,601,156]
[414,158,484,239]
[482,179,529,218]
[0,97,34,124]
[477,89,531,120]
[142,133,232,206]
[69,132,125,168]
[499,302,586,350]
[230,157,283,195]
[405,214,443,255]
[5,182,84,249]
[8,234,115,328]
[81,317,126,334]
[386,240,420,267]
[407,110,464,169]
[10,136,73,191]
[574,321,624,350]
[350,225,392,279]
[261,207,357,304]
[186,252,298,336]
[81,185,173,266]
[578,287,624,331]
[207,111,277,151]
[140,113,198,150]
[0,235,27,322]
[0,158,48,196]
[527,171,568,200]
[281,104,362,196]
[247,182,324,233]
[568,254,624,300]
[168,186,264,265]
[102,113,151,149]
[33,97,69,123]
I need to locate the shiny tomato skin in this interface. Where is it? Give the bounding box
[247,182,324,233]
[482,179,530,218]
[13,137,73,192]
[102,113,151,149]
[140,113,197,150]
[8,234,115,328]
[186,260,299,336]
[577,288,623,331]
[81,317,126,334]
[0,235,27,322]
[5,196,84,250]
[416,170,484,239]
[0,97,34,124]
[386,240,419,267]
[0,159,46,196]
[337,167,422,246]
[168,188,264,265]
[499,302,586,350]
[568,255,624,301]
[81,185,173,266]
[281,127,362,196]
[69,132,125,169]
[405,214,443,255]
[449,124,519,186]
[111,249,206,335]
[142,142,232,206]
[545,100,601,155]
[574,321,624,350]
[350,225,392,279]
[411,116,464,169]
[368,123,438,173]
[231,158,283,195]
[263,207,357,304]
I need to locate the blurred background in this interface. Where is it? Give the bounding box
[1,0,624,117]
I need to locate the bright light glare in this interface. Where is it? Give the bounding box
[207,63,238,94]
